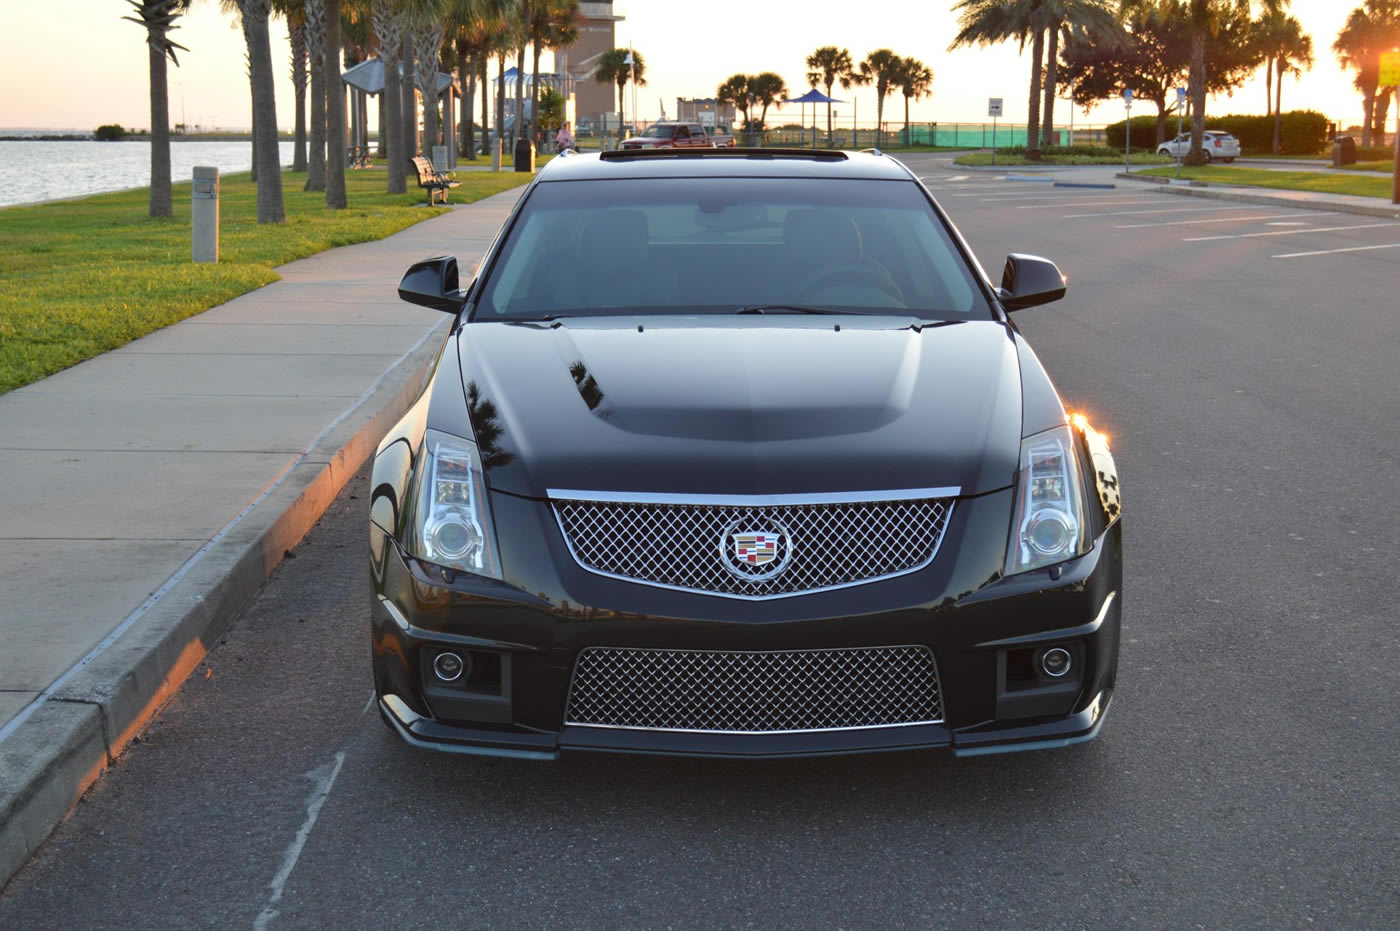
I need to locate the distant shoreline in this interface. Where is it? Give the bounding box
[0,133,310,142]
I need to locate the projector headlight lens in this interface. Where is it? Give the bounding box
[410,430,501,580]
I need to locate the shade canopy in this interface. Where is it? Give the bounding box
[342,58,456,97]
[785,88,843,104]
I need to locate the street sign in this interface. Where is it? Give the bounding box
[1123,88,1133,103]
[1381,52,1400,86]
[988,98,1003,118]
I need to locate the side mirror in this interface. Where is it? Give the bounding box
[398,256,467,313]
[998,254,1067,312]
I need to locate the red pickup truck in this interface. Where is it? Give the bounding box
[620,121,735,149]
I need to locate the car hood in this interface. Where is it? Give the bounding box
[456,316,1023,499]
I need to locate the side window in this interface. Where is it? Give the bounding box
[675,126,689,139]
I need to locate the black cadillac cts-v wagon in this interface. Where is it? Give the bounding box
[369,148,1122,759]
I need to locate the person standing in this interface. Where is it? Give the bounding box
[555,121,574,153]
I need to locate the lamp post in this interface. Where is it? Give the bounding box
[1123,88,1133,174]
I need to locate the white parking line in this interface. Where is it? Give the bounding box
[1062,205,1234,219]
[1274,242,1400,258]
[957,191,1070,198]
[1118,211,1338,229]
[1019,199,1156,210]
[1184,221,1400,242]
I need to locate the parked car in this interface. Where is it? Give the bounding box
[372,147,1123,760]
[1157,130,1240,162]
[620,121,726,149]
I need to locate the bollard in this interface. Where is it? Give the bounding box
[491,138,503,172]
[191,166,219,263]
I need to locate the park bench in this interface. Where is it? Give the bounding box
[410,156,460,205]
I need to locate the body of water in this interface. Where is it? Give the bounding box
[0,140,296,208]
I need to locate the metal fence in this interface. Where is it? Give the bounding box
[586,119,1115,150]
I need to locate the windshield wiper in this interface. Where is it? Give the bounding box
[736,305,857,315]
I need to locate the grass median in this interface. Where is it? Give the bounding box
[956,152,1171,167]
[0,166,530,395]
[1137,164,1395,198]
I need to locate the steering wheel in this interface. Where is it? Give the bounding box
[796,264,906,304]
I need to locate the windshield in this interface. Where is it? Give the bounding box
[639,125,676,138]
[474,177,990,321]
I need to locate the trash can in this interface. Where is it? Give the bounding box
[513,138,535,173]
[1333,136,1357,167]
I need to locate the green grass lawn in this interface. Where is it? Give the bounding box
[1137,164,1395,198]
[955,152,1171,167]
[0,167,529,395]
[1340,159,1396,172]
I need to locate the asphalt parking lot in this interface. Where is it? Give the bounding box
[2,156,1398,928]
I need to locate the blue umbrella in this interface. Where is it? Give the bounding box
[784,89,845,146]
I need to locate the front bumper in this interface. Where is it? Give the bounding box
[370,488,1122,760]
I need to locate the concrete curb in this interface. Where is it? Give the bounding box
[1116,173,1400,219]
[0,318,447,890]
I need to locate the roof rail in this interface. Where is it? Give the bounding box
[598,147,849,162]
[860,147,884,156]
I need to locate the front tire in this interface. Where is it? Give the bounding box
[1158,147,1171,157]
[1202,150,1212,163]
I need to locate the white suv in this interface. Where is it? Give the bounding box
[1157,130,1240,163]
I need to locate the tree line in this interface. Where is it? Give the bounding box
[950,0,1400,162]
[130,0,586,224]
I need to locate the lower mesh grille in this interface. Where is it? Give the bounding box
[565,646,942,733]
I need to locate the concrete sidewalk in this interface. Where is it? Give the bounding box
[1118,170,1400,219]
[0,185,524,886]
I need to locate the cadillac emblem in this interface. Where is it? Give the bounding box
[733,532,779,566]
[722,522,792,582]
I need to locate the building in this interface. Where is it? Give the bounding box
[556,1,625,131]
[677,98,737,130]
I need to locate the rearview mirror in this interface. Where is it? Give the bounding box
[398,256,467,313]
[998,254,1067,312]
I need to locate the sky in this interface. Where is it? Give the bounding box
[0,1,1375,133]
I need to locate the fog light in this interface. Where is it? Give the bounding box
[433,651,468,682]
[1040,647,1072,678]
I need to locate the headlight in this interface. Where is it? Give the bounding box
[1005,423,1089,576]
[409,429,502,580]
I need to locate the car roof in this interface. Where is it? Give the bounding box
[537,149,914,182]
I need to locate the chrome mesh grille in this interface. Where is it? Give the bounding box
[552,495,953,599]
[565,646,942,732]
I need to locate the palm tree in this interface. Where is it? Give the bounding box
[950,0,1047,158]
[122,0,190,218]
[238,0,286,222]
[717,73,751,135]
[448,0,515,160]
[325,0,347,207]
[1039,1,1119,148]
[749,72,788,132]
[412,5,448,159]
[302,0,326,189]
[895,57,934,148]
[805,46,854,140]
[1265,14,1313,153]
[1257,0,1290,116]
[1181,0,1251,164]
[371,0,407,191]
[1334,2,1400,148]
[857,49,902,143]
[594,47,645,132]
[525,0,578,143]
[286,6,309,172]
